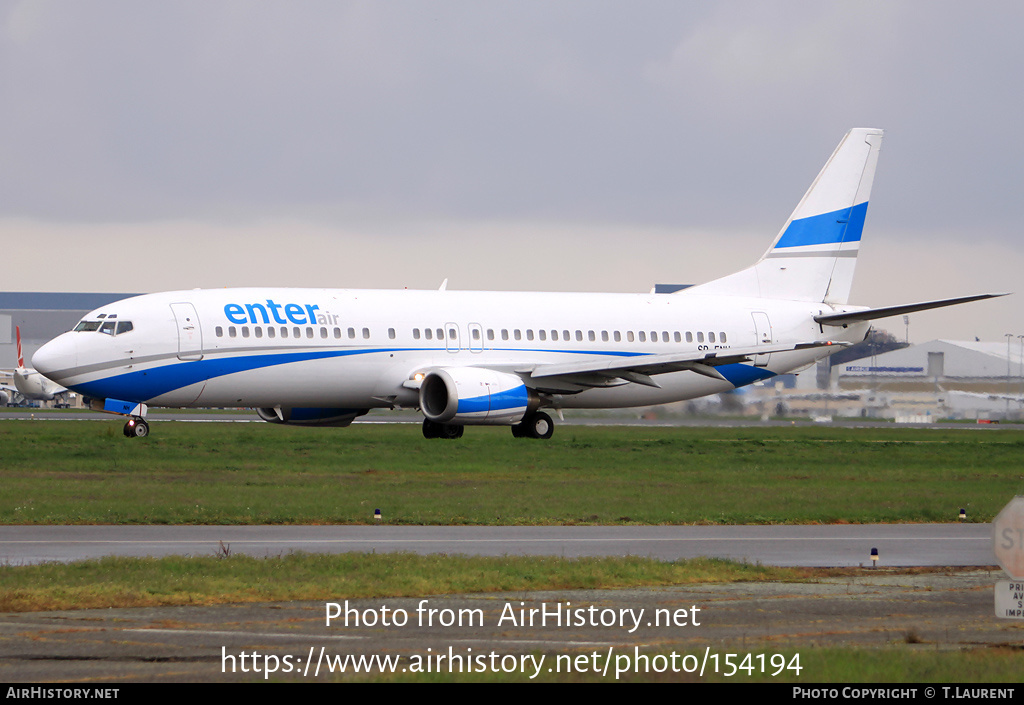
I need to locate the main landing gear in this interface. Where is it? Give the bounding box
[123,417,149,438]
[422,419,464,439]
[512,411,554,440]
[421,411,555,440]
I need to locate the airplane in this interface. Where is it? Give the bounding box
[2,326,69,407]
[31,128,1004,439]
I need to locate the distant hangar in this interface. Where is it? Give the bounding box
[0,292,139,369]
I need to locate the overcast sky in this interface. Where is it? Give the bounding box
[2,1,1021,342]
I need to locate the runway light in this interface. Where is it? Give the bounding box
[959,508,967,521]
[374,508,382,522]
[870,547,879,568]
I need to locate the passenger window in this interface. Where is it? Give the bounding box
[614,331,621,342]
[601,331,609,342]
[268,327,276,339]
[627,331,634,342]
[720,331,727,343]
[413,328,421,340]
[639,331,646,342]
[709,332,716,343]
[514,330,522,341]
[575,330,583,341]
[293,327,301,338]
[562,330,570,340]
[389,328,396,340]
[425,328,433,340]
[229,327,237,338]
[526,330,534,341]
[686,332,693,343]
[242,327,250,338]
[551,330,558,341]
[348,328,356,339]
[321,327,329,339]
[674,331,681,343]
[697,332,704,343]
[501,330,508,341]
[255,327,263,339]
[363,328,370,339]
[215,326,223,337]
[538,330,545,341]
[280,327,288,338]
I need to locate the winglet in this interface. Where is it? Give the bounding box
[16,326,23,369]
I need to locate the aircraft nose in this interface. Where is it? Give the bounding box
[32,333,77,382]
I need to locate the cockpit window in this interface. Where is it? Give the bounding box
[74,319,134,335]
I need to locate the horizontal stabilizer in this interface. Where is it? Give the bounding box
[814,293,1008,326]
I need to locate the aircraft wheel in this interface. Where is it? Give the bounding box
[125,418,149,438]
[528,412,554,439]
[514,412,554,439]
[422,418,442,439]
[440,424,464,439]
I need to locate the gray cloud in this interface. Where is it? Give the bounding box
[1,1,1021,341]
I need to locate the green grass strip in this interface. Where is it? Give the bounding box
[0,552,803,612]
[2,421,1023,524]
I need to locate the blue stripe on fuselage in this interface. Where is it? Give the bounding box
[68,349,776,403]
[70,349,405,402]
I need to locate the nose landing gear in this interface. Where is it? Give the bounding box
[123,417,150,438]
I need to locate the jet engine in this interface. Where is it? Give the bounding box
[256,407,368,427]
[419,367,538,425]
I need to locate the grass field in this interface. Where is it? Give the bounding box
[2,419,1022,683]
[0,552,800,611]
[1,419,1023,525]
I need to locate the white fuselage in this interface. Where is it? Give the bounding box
[31,287,867,413]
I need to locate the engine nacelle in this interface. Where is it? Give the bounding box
[256,407,368,427]
[419,367,536,425]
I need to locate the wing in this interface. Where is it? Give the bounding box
[516,340,847,392]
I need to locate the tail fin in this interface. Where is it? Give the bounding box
[686,128,883,304]
[16,326,23,369]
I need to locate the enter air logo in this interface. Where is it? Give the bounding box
[224,300,339,326]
